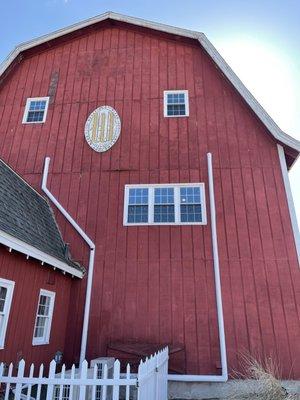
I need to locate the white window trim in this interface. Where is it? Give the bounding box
[163,90,189,117]
[123,183,207,226]
[0,278,15,349]
[22,97,50,124]
[32,289,55,346]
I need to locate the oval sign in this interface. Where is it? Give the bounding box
[84,106,121,152]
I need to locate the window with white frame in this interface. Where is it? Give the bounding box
[164,90,189,117]
[22,97,50,124]
[33,289,55,345]
[0,278,15,349]
[124,183,206,225]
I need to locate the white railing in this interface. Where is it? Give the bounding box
[0,347,168,400]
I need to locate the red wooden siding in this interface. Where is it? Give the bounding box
[0,21,299,377]
[0,247,72,366]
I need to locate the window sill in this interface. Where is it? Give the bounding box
[124,221,207,226]
[164,114,189,118]
[22,121,46,124]
[32,341,49,346]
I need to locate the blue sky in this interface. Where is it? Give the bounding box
[0,0,299,221]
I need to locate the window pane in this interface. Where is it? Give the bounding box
[154,187,174,204]
[181,204,202,222]
[167,104,186,116]
[128,205,148,223]
[128,188,148,205]
[27,110,45,122]
[34,316,47,338]
[180,187,201,204]
[154,205,175,223]
[0,287,7,313]
[38,295,50,315]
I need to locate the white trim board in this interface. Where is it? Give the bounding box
[0,278,15,349]
[0,230,83,278]
[277,145,300,267]
[0,12,299,155]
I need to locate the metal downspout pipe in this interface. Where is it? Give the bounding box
[168,153,228,382]
[42,157,95,365]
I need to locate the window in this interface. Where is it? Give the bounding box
[164,90,189,117]
[127,188,149,223]
[33,289,55,345]
[22,97,50,124]
[154,187,175,223]
[0,278,15,349]
[124,183,206,225]
[180,187,202,222]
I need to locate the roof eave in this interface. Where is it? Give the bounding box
[0,229,84,278]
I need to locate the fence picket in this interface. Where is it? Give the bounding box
[58,364,66,400]
[4,363,13,400]
[101,363,108,400]
[79,360,88,400]
[46,360,56,400]
[112,360,120,400]
[68,364,75,400]
[91,364,97,400]
[36,364,44,400]
[25,363,34,400]
[125,364,130,400]
[14,359,25,400]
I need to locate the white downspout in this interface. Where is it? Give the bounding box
[42,157,95,365]
[168,152,228,382]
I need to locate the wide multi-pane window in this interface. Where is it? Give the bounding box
[33,289,55,345]
[22,97,50,123]
[0,278,15,349]
[164,90,189,117]
[124,184,206,225]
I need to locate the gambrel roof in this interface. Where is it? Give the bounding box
[0,159,84,278]
[0,11,299,164]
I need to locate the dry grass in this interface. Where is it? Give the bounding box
[227,355,297,400]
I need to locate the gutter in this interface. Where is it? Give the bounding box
[42,157,95,364]
[168,153,228,382]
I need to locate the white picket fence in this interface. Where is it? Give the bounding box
[0,347,168,400]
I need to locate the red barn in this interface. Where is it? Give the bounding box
[0,11,299,385]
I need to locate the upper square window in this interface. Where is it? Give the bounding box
[22,97,50,124]
[164,90,189,117]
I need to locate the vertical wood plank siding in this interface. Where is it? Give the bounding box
[0,23,299,377]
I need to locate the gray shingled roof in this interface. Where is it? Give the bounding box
[0,159,84,275]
